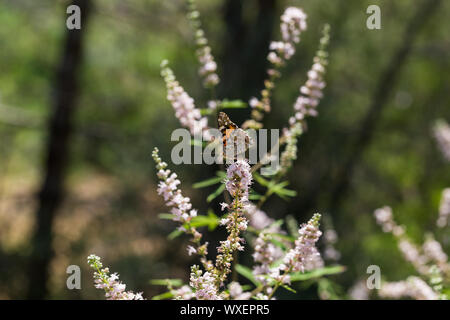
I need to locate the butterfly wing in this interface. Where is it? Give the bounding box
[218,112,237,148]
[218,112,251,159]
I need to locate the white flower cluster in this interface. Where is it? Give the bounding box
[271,213,323,284]
[323,228,341,261]
[197,45,219,87]
[187,0,220,88]
[280,7,308,44]
[247,7,308,128]
[374,206,404,236]
[374,206,432,275]
[225,160,252,199]
[373,205,450,300]
[278,123,302,175]
[161,61,210,140]
[228,282,251,300]
[173,285,194,300]
[437,188,450,228]
[289,25,330,126]
[152,148,211,265]
[374,205,450,277]
[348,280,369,300]
[398,239,429,275]
[190,266,221,300]
[244,203,277,231]
[423,236,448,265]
[215,160,252,283]
[433,120,450,161]
[153,148,197,224]
[266,7,307,66]
[87,254,144,300]
[252,232,283,284]
[379,277,438,300]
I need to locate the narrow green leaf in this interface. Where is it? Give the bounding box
[168,229,183,240]
[270,237,288,250]
[281,284,297,294]
[150,279,183,287]
[289,265,346,282]
[253,173,270,187]
[270,181,297,199]
[207,184,226,203]
[158,213,176,220]
[216,171,227,178]
[286,215,299,238]
[270,233,296,242]
[151,291,174,300]
[193,176,223,189]
[207,211,220,231]
[249,190,262,200]
[187,214,220,230]
[248,194,262,200]
[219,99,247,109]
[235,264,260,286]
[200,108,214,116]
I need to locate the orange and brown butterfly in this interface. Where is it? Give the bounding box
[217,112,251,158]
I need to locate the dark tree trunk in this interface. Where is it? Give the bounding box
[220,0,277,108]
[27,0,91,299]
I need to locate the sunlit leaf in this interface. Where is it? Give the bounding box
[281,284,297,294]
[150,279,183,287]
[219,99,247,109]
[158,213,175,220]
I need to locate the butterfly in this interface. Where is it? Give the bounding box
[217,112,251,159]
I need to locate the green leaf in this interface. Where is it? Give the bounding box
[207,211,220,231]
[253,173,270,187]
[235,264,260,286]
[249,190,262,200]
[270,233,296,242]
[289,265,346,282]
[200,108,214,116]
[168,229,183,240]
[207,184,226,203]
[158,213,176,220]
[240,284,252,291]
[186,212,220,231]
[269,237,288,250]
[150,279,183,287]
[286,215,299,238]
[216,171,227,178]
[281,284,297,294]
[219,99,247,109]
[270,219,284,229]
[151,291,174,300]
[270,181,297,199]
[193,176,223,189]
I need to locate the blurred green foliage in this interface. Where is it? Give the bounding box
[0,0,449,299]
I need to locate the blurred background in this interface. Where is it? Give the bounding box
[0,0,449,299]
